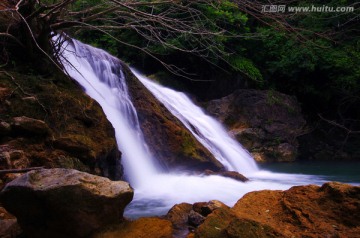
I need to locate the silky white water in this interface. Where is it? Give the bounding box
[60,38,158,187]
[59,38,355,218]
[132,69,258,174]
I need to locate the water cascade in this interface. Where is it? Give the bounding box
[132,70,258,174]
[60,38,343,217]
[60,38,159,187]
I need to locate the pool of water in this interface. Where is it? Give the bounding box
[124,161,360,219]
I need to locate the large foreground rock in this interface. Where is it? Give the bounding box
[206,89,306,162]
[193,182,360,238]
[0,169,133,238]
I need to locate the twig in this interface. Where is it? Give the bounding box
[0,167,44,175]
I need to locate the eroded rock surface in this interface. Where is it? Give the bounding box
[0,70,122,182]
[206,89,306,162]
[0,169,133,238]
[93,217,173,238]
[193,182,360,238]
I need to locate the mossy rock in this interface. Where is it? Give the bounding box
[0,68,121,179]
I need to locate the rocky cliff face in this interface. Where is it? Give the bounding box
[0,69,122,188]
[205,89,306,162]
[121,65,224,172]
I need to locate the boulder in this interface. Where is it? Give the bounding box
[193,182,360,238]
[122,65,223,172]
[206,89,306,162]
[0,169,133,238]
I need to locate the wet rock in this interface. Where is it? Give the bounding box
[0,168,133,238]
[206,89,306,162]
[12,116,51,136]
[166,203,193,230]
[204,170,249,182]
[93,217,173,238]
[193,200,229,217]
[188,210,205,227]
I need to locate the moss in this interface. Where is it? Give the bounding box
[180,131,203,161]
[0,68,118,176]
[55,155,90,173]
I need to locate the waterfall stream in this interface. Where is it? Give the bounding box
[132,69,258,174]
[60,38,347,217]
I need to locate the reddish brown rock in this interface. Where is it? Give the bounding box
[93,217,173,238]
[166,203,193,230]
[193,182,360,238]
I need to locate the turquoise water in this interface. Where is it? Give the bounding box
[259,161,360,185]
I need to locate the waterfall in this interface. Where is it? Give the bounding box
[60,38,159,187]
[131,70,258,174]
[60,37,328,217]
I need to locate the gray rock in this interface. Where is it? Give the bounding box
[206,89,306,162]
[188,210,205,227]
[0,168,133,238]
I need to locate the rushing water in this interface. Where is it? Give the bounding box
[60,38,360,218]
[132,69,258,174]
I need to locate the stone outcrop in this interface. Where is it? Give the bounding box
[0,70,122,183]
[205,89,306,162]
[0,169,133,238]
[122,65,223,172]
[192,182,360,238]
